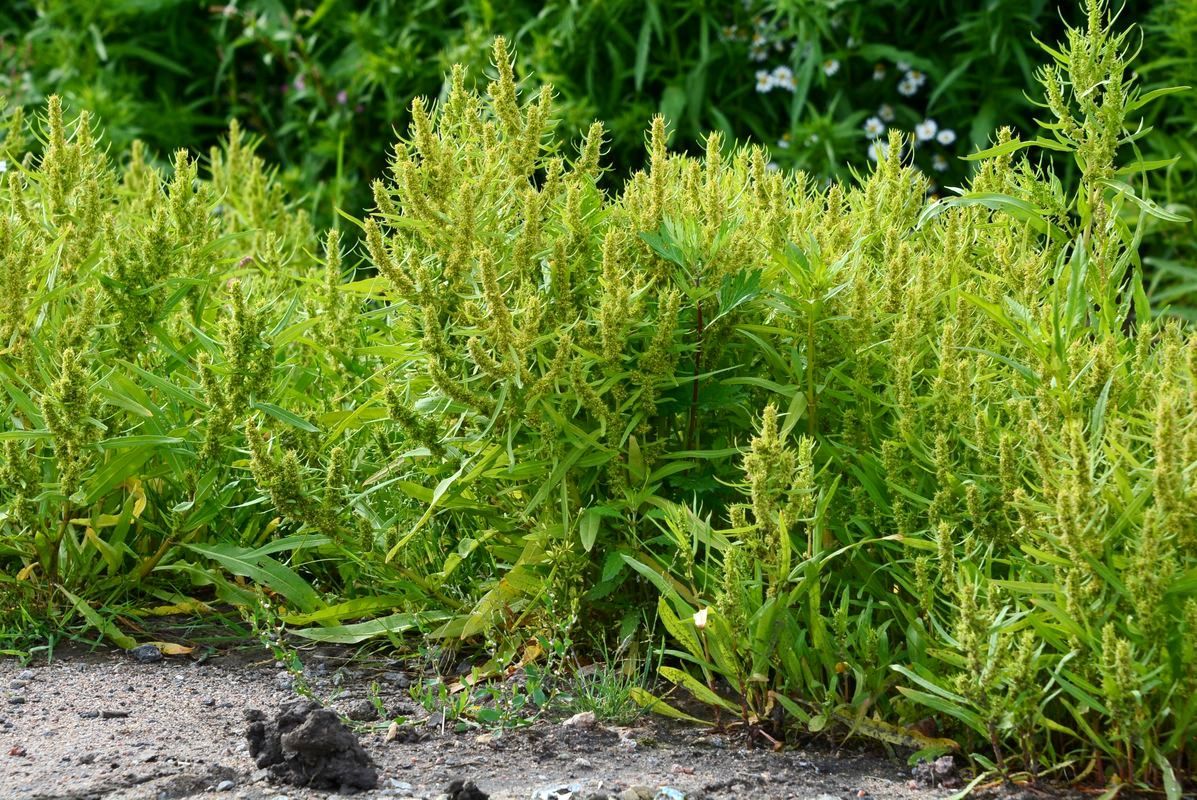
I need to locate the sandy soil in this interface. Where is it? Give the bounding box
[0,645,954,800]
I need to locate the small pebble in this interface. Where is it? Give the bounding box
[216,779,235,791]
[561,711,596,729]
[382,671,410,688]
[8,695,26,705]
[344,699,377,721]
[129,644,163,664]
[16,670,33,681]
[78,711,100,719]
[100,710,129,719]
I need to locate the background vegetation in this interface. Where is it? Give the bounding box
[1,0,1195,795]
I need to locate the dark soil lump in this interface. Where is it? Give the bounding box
[245,698,378,790]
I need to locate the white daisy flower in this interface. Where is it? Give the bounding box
[936,128,957,146]
[878,103,895,122]
[868,140,890,162]
[777,133,792,149]
[863,117,886,138]
[932,153,949,172]
[771,65,796,91]
[873,64,886,81]
[895,60,911,72]
[915,118,938,141]
[898,78,918,97]
[905,69,927,87]
[750,46,769,62]
[755,70,775,92]
[822,59,840,76]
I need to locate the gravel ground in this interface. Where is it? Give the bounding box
[0,645,955,800]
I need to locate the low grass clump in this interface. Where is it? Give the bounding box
[1,0,1194,793]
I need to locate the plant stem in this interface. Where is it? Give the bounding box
[686,299,704,452]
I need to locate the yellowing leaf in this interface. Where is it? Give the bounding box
[629,687,712,725]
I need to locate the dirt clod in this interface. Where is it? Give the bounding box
[444,778,489,799]
[246,699,378,791]
[910,754,959,788]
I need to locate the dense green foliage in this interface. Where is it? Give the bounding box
[1,2,1189,211]
[1,0,1195,794]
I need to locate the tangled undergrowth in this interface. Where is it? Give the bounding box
[1,0,1193,794]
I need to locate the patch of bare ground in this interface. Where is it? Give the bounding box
[1,645,967,800]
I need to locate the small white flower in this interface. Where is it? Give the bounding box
[777,133,792,149]
[905,69,927,88]
[915,118,939,141]
[898,78,918,97]
[0,159,7,174]
[936,128,957,146]
[750,46,769,62]
[755,70,775,93]
[868,140,890,162]
[694,608,709,629]
[806,133,820,145]
[822,59,840,76]
[766,161,780,172]
[932,153,949,172]
[878,103,895,122]
[863,116,886,138]
[847,36,857,48]
[752,32,768,47]
[872,64,886,81]
[895,60,911,72]
[771,65,796,91]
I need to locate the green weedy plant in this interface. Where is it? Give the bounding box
[0,2,1193,791]
[624,1,1195,791]
[335,37,786,642]
[0,96,398,637]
